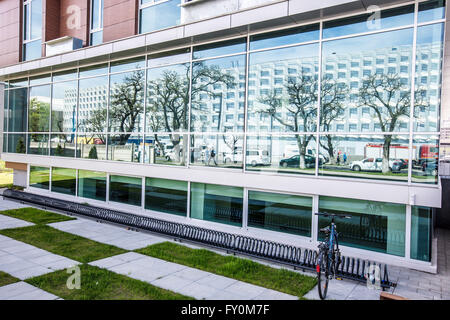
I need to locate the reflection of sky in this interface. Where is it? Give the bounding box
[79,64,108,78]
[29,85,51,99]
[417,23,444,45]
[193,39,246,60]
[111,58,145,73]
[322,28,413,57]
[250,43,319,65]
[148,52,190,68]
[147,63,188,80]
[250,25,319,51]
[418,3,445,23]
[52,81,77,111]
[194,54,246,71]
[79,76,108,89]
[53,71,77,82]
[323,5,414,39]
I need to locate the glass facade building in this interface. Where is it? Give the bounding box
[0,0,445,269]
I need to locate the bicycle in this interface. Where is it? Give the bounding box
[314,212,352,300]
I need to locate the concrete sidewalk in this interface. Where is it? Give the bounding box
[0,234,79,280]
[0,281,60,300]
[50,219,167,250]
[89,252,298,300]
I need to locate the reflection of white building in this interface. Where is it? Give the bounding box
[76,85,107,131]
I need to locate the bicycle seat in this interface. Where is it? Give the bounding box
[320,227,330,234]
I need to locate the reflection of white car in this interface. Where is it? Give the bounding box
[350,158,395,172]
[165,148,182,161]
[246,150,271,167]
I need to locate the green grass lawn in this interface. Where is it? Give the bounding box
[0,271,20,287]
[0,225,126,263]
[26,264,193,300]
[136,242,317,298]
[0,207,75,225]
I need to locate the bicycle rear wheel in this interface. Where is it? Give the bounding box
[317,251,329,300]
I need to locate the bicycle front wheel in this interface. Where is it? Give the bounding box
[317,251,329,300]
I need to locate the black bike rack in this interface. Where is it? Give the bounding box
[2,189,396,290]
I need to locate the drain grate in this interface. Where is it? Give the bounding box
[2,189,396,289]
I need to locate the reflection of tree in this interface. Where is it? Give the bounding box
[29,98,50,133]
[320,79,348,163]
[110,70,145,144]
[147,62,234,164]
[357,73,427,173]
[16,137,26,153]
[82,108,107,144]
[222,128,240,163]
[258,73,317,169]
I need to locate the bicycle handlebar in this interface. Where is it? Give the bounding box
[314,212,352,219]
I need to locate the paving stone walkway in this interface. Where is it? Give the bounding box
[90,252,297,300]
[0,234,79,280]
[0,281,60,300]
[50,219,167,250]
[0,214,34,230]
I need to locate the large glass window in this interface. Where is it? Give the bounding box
[107,134,143,162]
[321,28,413,133]
[50,133,75,157]
[51,81,78,132]
[78,170,106,201]
[28,85,50,132]
[412,135,439,184]
[319,196,406,256]
[111,57,145,73]
[411,206,433,262]
[51,167,76,195]
[145,178,187,216]
[322,5,414,39]
[318,135,409,182]
[29,166,49,189]
[90,0,103,46]
[190,183,243,227]
[78,76,108,132]
[248,43,319,134]
[250,24,319,51]
[8,87,28,133]
[143,134,187,166]
[23,0,42,61]
[76,134,107,160]
[246,134,317,175]
[190,134,243,169]
[27,133,48,155]
[248,191,312,237]
[109,71,145,132]
[418,0,446,23]
[191,55,246,133]
[8,134,26,154]
[139,0,181,34]
[414,23,444,132]
[146,63,190,133]
[109,175,142,207]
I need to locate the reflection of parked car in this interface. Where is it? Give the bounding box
[350,158,396,172]
[165,148,183,161]
[422,159,438,176]
[224,151,243,164]
[391,159,408,173]
[246,150,271,167]
[279,154,321,168]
